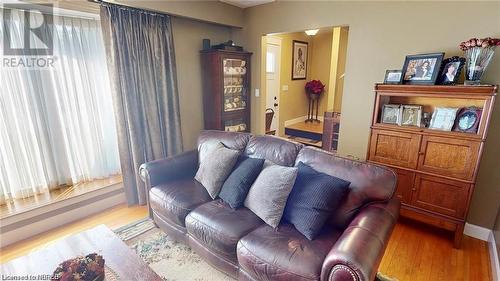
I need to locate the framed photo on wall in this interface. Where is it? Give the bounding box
[292,40,308,80]
[402,53,444,84]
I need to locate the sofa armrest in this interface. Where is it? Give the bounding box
[139,149,198,189]
[321,199,400,281]
[139,150,198,218]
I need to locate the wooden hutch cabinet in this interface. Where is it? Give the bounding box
[200,49,252,132]
[367,84,497,248]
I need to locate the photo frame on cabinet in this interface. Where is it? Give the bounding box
[384,70,403,84]
[400,105,422,127]
[402,53,444,84]
[453,107,482,133]
[429,107,459,131]
[381,104,401,125]
[437,56,466,85]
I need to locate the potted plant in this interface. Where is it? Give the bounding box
[305,79,325,99]
[304,80,325,122]
[459,37,499,85]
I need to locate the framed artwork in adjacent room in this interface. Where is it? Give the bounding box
[402,53,444,84]
[291,40,308,80]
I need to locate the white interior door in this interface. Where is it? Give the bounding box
[265,37,281,134]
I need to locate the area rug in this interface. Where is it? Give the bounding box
[114,219,398,281]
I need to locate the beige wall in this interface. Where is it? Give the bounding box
[271,32,313,136]
[171,16,232,150]
[310,30,333,116]
[234,1,500,229]
[116,0,244,27]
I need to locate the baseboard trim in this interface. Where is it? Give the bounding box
[464,222,491,241]
[489,232,500,281]
[284,115,324,126]
[464,223,499,280]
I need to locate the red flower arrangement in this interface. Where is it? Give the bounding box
[459,37,500,51]
[52,253,105,281]
[305,80,325,95]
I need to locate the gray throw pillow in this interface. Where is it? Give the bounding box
[195,143,240,199]
[244,162,298,228]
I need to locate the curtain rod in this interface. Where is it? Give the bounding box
[88,0,171,17]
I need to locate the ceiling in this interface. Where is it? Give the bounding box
[219,0,275,9]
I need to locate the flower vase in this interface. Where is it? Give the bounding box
[464,46,496,85]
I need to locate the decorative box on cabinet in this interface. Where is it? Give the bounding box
[367,84,497,248]
[200,49,252,132]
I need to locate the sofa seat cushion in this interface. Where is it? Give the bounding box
[237,224,341,281]
[186,200,264,262]
[149,179,212,227]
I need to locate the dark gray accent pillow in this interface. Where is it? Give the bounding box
[244,161,298,228]
[195,143,240,199]
[284,162,350,240]
[219,156,265,209]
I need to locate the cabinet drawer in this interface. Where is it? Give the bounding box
[417,136,480,181]
[393,168,415,204]
[411,174,470,219]
[369,129,421,169]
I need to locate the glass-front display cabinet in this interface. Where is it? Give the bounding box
[200,49,252,132]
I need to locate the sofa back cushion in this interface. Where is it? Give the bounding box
[295,147,396,229]
[245,135,303,167]
[198,130,251,162]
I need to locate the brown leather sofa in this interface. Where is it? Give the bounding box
[139,130,400,281]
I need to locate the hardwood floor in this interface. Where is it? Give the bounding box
[0,204,147,263]
[380,218,492,281]
[0,205,492,280]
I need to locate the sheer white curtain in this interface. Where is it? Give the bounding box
[0,9,120,203]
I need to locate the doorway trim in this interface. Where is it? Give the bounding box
[265,35,282,135]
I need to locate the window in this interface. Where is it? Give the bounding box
[266,51,275,73]
[0,8,120,203]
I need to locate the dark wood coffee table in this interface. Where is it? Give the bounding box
[1,225,162,281]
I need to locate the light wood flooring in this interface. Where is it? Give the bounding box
[0,205,492,281]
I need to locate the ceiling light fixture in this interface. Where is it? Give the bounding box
[305,29,319,36]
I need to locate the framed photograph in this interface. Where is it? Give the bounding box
[291,40,308,80]
[429,107,459,131]
[381,104,401,125]
[453,107,482,133]
[437,56,466,85]
[400,105,422,127]
[402,53,444,84]
[384,70,403,84]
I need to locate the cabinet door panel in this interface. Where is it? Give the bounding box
[369,130,421,169]
[393,168,414,204]
[418,136,480,181]
[411,174,470,219]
